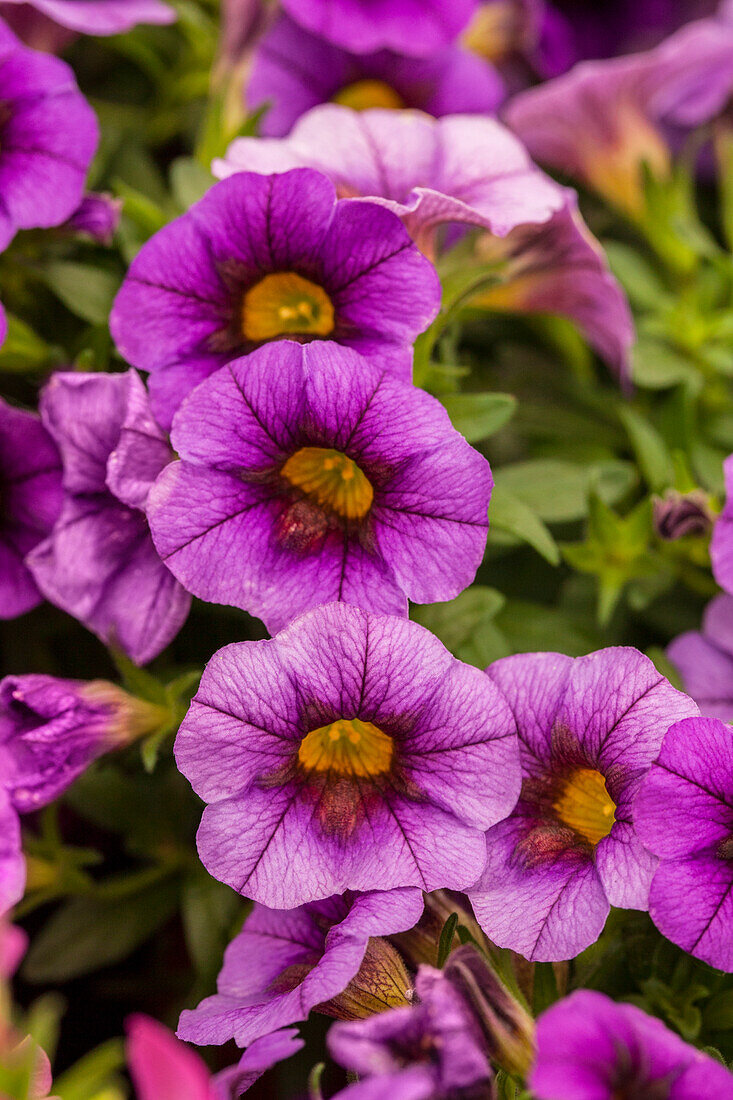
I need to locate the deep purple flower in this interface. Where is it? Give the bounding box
[0,20,98,250]
[635,715,733,972]
[247,13,503,138]
[0,0,174,35]
[0,398,62,620]
[147,341,492,632]
[505,12,733,216]
[110,168,440,430]
[26,371,190,665]
[653,489,713,540]
[668,595,733,722]
[466,648,699,961]
[280,0,479,57]
[178,888,423,1048]
[531,989,733,1099]
[65,192,122,245]
[327,964,493,1100]
[215,108,632,379]
[175,602,521,908]
[711,453,733,595]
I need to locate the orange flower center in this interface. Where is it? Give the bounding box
[241,272,335,342]
[298,718,394,777]
[281,447,374,520]
[553,768,616,846]
[332,79,405,111]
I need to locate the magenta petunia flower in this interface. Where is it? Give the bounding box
[635,715,733,973]
[178,888,423,1048]
[0,20,98,250]
[668,595,733,722]
[279,0,479,57]
[175,602,521,909]
[0,398,62,620]
[466,648,699,961]
[327,964,493,1100]
[215,108,633,379]
[247,13,503,138]
[711,454,733,595]
[147,341,492,633]
[505,12,733,216]
[110,167,440,429]
[531,990,733,1100]
[26,371,191,665]
[0,0,175,35]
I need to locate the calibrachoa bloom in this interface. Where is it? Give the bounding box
[635,715,733,972]
[466,648,699,961]
[178,889,423,1047]
[26,371,191,665]
[247,14,504,138]
[0,0,175,35]
[175,602,521,908]
[327,964,493,1100]
[279,0,479,57]
[0,20,98,250]
[711,453,733,594]
[110,167,440,429]
[505,11,733,216]
[668,594,733,721]
[147,341,493,632]
[530,990,733,1099]
[0,398,62,620]
[127,1014,304,1099]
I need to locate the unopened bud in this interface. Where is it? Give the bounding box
[653,490,713,541]
[317,937,413,1021]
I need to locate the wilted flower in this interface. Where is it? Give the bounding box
[0,0,175,35]
[530,990,733,1099]
[175,602,521,908]
[668,594,733,721]
[467,648,698,961]
[0,398,62,620]
[635,715,733,972]
[147,341,493,632]
[711,454,733,594]
[26,371,191,665]
[110,167,440,429]
[178,889,423,1048]
[247,13,503,138]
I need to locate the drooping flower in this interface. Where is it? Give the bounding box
[110,167,440,429]
[279,0,480,57]
[505,11,733,216]
[147,341,493,632]
[215,108,632,378]
[0,0,175,35]
[327,964,493,1100]
[0,20,98,250]
[246,13,504,138]
[711,454,733,595]
[466,648,699,961]
[635,715,733,973]
[668,595,733,722]
[175,602,521,909]
[26,371,191,665]
[0,398,62,620]
[127,1014,303,1099]
[178,889,423,1048]
[530,990,733,1099]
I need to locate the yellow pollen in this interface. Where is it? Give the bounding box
[298,718,394,777]
[241,272,335,342]
[281,447,374,520]
[332,79,405,111]
[553,768,616,847]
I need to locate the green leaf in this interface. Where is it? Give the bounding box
[412,587,505,656]
[618,406,674,492]
[495,601,596,657]
[489,488,560,565]
[494,459,636,524]
[181,869,243,979]
[603,241,671,312]
[0,314,59,373]
[170,156,213,211]
[438,392,516,442]
[631,339,699,389]
[533,962,559,1015]
[37,262,120,326]
[437,912,459,968]
[53,1040,126,1100]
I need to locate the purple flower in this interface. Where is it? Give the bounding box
[110,168,440,430]
[466,648,699,961]
[147,341,492,632]
[0,398,62,620]
[653,489,713,540]
[668,595,733,722]
[26,371,191,665]
[279,0,479,57]
[505,12,733,216]
[0,917,26,979]
[711,454,733,595]
[635,715,733,973]
[0,0,175,35]
[0,20,98,250]
[65,192,122,245]
[0,787,23,915]
[531,989,733,1099]
[175,602,521,908]
[327,965,493,1100]
[178,888,423,1048]
[247,13,503,138]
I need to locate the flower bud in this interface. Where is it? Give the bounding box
[653,490,713,541]
[317,937,413,1021]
